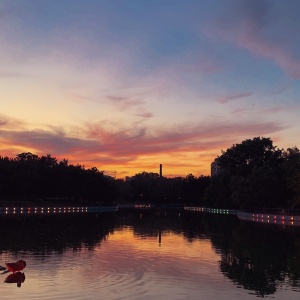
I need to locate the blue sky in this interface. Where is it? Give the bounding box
[0,0,299,178]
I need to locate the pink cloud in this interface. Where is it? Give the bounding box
[180,56,225,75]
[83,119,287,159]
[231,104,297,116]
[209,0,300,79]
[217,92,253,104]
[235,26,300,79]
[1,121,288,161]
[260,107,283,114]
[0,114,25,129]
[0,120,7,126]
[271,87,287,95]
[105,95,144,110]
[134,112,153,118]
[0,113,291,176]
[0,128,99,156]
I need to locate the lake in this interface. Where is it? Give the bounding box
[0,208,299,299]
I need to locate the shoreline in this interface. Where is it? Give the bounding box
[2,204,300,227]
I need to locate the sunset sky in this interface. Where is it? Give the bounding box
[1,0,299,178]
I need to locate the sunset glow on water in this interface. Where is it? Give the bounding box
[0,210,299,299]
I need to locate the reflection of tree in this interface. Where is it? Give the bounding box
[180,211,300,297]
[209,218,300,297]
[220,254,277,296]
[0,213,117,254]
[2,210,300,297]
[117,209,183,239]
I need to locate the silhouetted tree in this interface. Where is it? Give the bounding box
[129,172,161,203]
[182,174,210,205]
[208,137,286,210]
[217,137,283,177]
[282,147,300,208]
[0,153,115,205]
[204,172,233,208]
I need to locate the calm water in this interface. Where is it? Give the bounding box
[0,209,300,299]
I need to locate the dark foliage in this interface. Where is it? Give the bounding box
[207,137,300,210]
[1,136,299,210]
[0,153,116,205]
[122,172,210,206]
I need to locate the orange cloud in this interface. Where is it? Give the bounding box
[0,111,289,178]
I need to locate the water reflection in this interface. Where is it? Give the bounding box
[0,209,299,298]
[121,210,300,297]
[217,220,300,297]
[194,213,300,297]
[4,272,25,287]
[0,212,117,253]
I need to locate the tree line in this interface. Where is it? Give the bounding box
[0,152,210,206]
[0,136,299,210]
[0,152,116,205]
[120,136,300,210]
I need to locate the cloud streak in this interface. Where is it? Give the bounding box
[105,95,145,111]
[209,0,300,79]
[0,112,289,176]
[217,92,253,104]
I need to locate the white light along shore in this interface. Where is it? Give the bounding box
[0,206,118,215]
[184,206,238,215]
[184,206,300,227]
[1,206,299,227]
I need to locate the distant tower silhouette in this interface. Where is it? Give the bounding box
[160,164,162,177]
